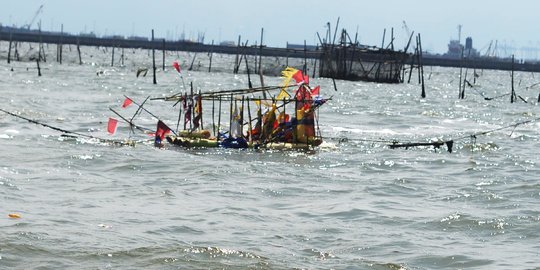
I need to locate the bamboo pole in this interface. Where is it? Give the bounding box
[259,29,265,88]
[7,30,12,64]
[190,83,194,130]
[312,56,317,79]
[189,53,197,71]
[162,39,166,71]
[212,96,216,137]
[14,42,19,61]
[152,29,157,84]
[77,38,82,65]
[247,97,253,143]
[217,96,222,138]
[390,27,394,51]
[111,45,115,67]
[208,40,214,72]
[258,28,264,75]
[8,32,12,64]
[59,24,63,64]
[183,93,188,131]
[229,93,234,136]
[381,28,386,48]
[407,45,417,84]
[416,36,421,84]
[240,96,245,138]
[286,50,289,67]
[243,42,253,88]
[459,49,464,99]
[234,35,241,74]
[199,90,204,130]
[254,42,258,74]
[38,21,46,62]
[418,33,426,98]
[511,55,515,103]
[303,40,308,75]
[175,97,183,133]
[36,59,41,76]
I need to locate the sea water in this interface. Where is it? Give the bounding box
[1,43,540,269]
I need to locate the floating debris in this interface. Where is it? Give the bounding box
[8,213,21,219]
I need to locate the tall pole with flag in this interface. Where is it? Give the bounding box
[172,61,186,90]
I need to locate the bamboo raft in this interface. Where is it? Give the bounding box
[111,67,329,150]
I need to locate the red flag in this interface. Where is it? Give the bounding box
[295,85,312,101]
[155,120,171,141]
[173,61,181,73]
[292,70,304,85]
[311,86,320,96]
[107,118,118,134]
[122,97,133,108]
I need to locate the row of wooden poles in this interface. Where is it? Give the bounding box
[406,32,536,103]
[457,51,537,103]
[4,25,532,103]
[3,26,290,90]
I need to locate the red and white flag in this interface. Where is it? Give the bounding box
[292,70,309,85]
[311,85,320,96]
[107,118,118,134]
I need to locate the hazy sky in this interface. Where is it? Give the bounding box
[2,0,540,58]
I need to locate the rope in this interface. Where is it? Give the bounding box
[328,116,540,153]
[0,108,135,146]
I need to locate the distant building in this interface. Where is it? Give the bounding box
[127,36,148,41]
[286,43,318,51]
[444,37,479,58]
[219,41,236,46]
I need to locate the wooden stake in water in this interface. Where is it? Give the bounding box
[418,33,426,98]
[111,45,115,67]
[59,24,63,64]
[15,42,20,61]
[38,21,46,62]
[459,49,464,99]
[243,42,253,88]
[36,59,41,76]
[7,30,13,64]
[208,40,214,73]
[77,38,82,65]
[511,54,515,103]
[152,29,157,85]
[234,35,241,74]
[162,39,166,71]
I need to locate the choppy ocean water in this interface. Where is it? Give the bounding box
[1,43,540,269]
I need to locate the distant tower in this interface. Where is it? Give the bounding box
[465,37,473,50]
[457,24,462,44]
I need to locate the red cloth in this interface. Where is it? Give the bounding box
[122,97,133,108]
[107,118,118,134]
[155,120,171,141]
[173,61,181,73]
